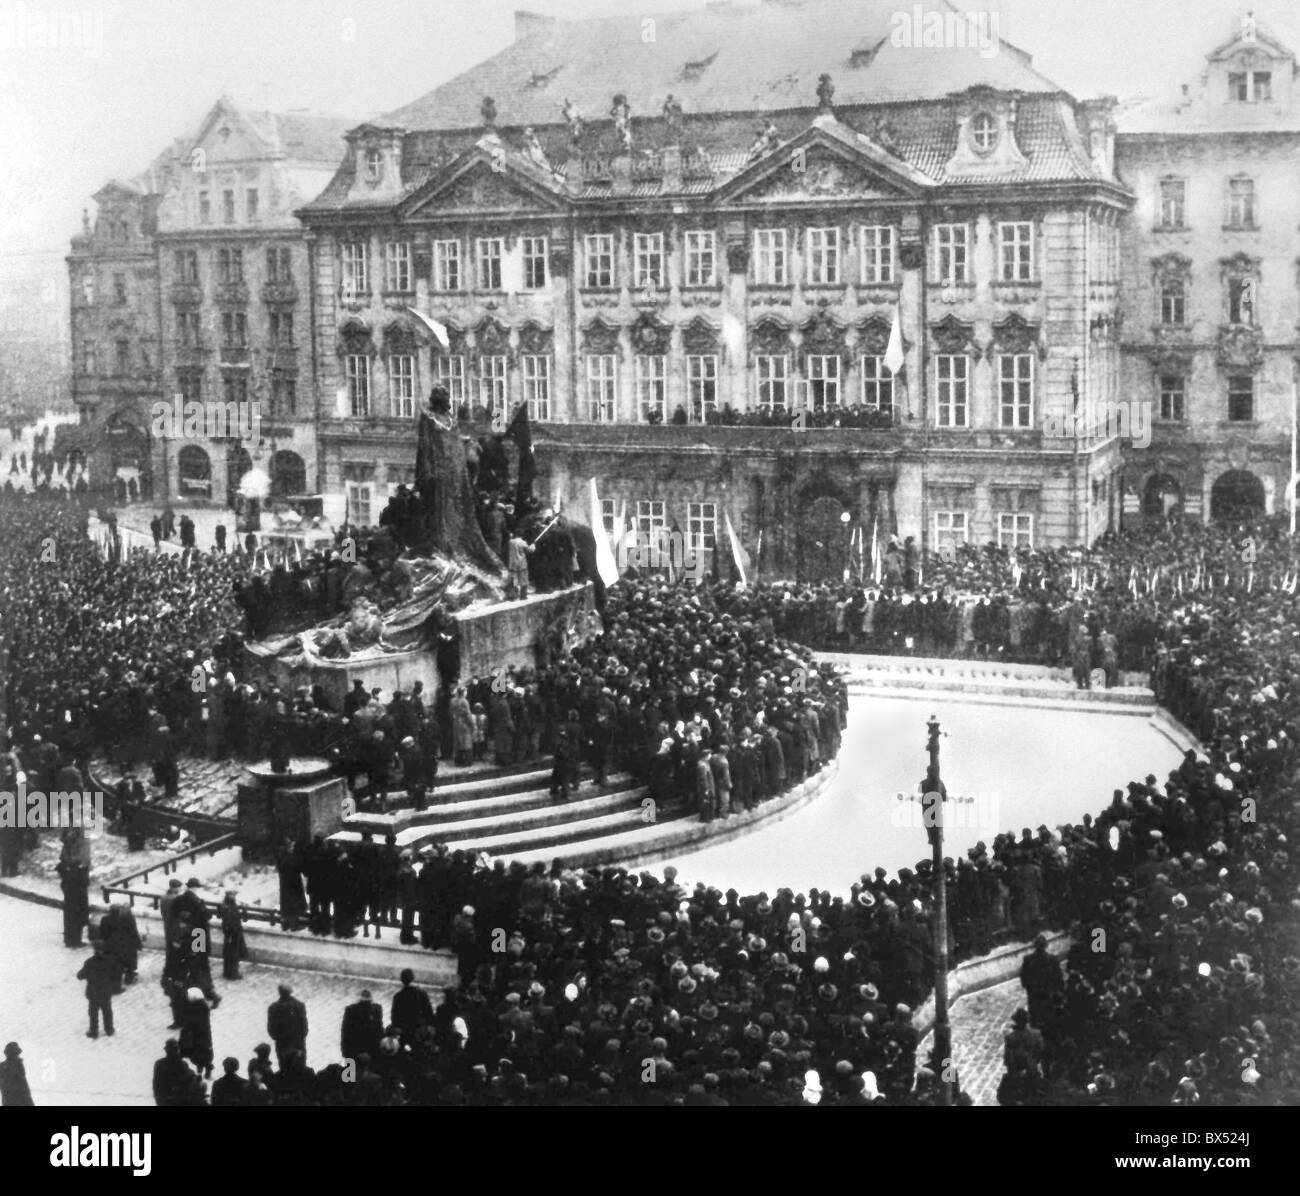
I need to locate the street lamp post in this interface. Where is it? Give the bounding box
[922,714,952,1106]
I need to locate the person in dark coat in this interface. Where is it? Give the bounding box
[210,1057,248,1106]
[150,514,163,547]
[179,514,196,548]
[340,989,384,1062]
[267,983,309,1065]
[218,891,248,980]
[178,987,214,1078]
[390,968,435,1042]
[152,1039,198,1106]
[76,941,116,1038]
[0,1042,34,1106]
[1019,934,1064,1044]
[99,900,143,990]
[276,838,307,932]
[56,828,91,947]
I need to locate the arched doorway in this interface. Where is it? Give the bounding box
[271,449,307,497]
[105,409,152,498]
[1142,473,1183,522]
[226,445,252,510]
[177,444,212,499]
[1210,469,1265,523]
[795,491,853,582]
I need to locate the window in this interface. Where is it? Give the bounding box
[636,355,667,422]
[860,226,895,285]
[345,354,371,416]
[687,501,717,552]
[221,311,247,348]
[1228,277,1256,325]
[177,370,201,404]
[1160,277,1186,325]
[364,148,383,183]
[860,355,895,415]
[634,232,665,289]
[434,355,465,403]
[266,247,292,284]
[523,355,552,421]
[805,355,840,410]
[346,481,373,526]
[222,190,235,224]
[269,311,294,347]
[176,250,199,284]
[478,355,508,417]
[221,373,249,406]
[389,354,417,417]
[635,500,667,542]
[753,229,788,285]
[935,224,969,285]
[340,242,368,298]
[271,374,296,417]
[115,339,130,374]
[586,354,617,422]
[1227,177,1256,228]
[384,242,412,293]
[755,355,789,410]
[476,238,503,290]
[246,189,259,221]
[177,310,201,348]
[998,222,1034,282]
[935,355,969,427]
[687,354,718,421]
[970,112,998,151]
[1229,70,1271,102]
[806,228,841,286]
[1158,375,1185,422]
[113,273,127,305]
[1228,374,1254,422]
[433,240,462,291]
[1159,179,1186,229]
[600,498,617,537]
[81,343,96,375]
[522,236,548,290]
[199,192,211,225]
[997,513,1033,548]
[998,354,1034,427]
[584,234,615,288]
[684,231,716,287]
[933,511,969,550]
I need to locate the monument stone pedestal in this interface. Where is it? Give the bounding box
[237,758,347,850]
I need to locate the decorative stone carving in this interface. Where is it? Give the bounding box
[744,153,893,201]
[383,320,419,354]
[681,315,719,354]
[518,321,553,354]
[801,311,845,353]
[476,317,511,355]
[751,316,792,354]
[991,312,1046,359]
[582,316,621,354]
[931,314,977,355]
[338,319,374,356]
[857,315,892,355]
[630,311,671,355]
[1217,326,1263,370]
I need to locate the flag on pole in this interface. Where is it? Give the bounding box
[755,529,763,584]
[405,306,450,351]
[725,511,750,586]
[589,478,619,586]
[870,515,882,585]
[884,305,905,376]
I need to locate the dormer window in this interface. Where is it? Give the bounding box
[970,112,998,152]
[1229,69,1271,102]
[364,149,383,184]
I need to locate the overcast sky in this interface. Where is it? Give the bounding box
[0,0,1291,265]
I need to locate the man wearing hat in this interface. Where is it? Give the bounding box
[1019,933,1064,1050]
[0,1043,33,1105]
[341,988,384,1062]
[390,967,435,1041]
[267,983,309,1066]
[76,941,116,1039]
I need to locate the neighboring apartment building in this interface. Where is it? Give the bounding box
[298,0,1133,574]
[1117,15,1300,526]
[68,97,353,501]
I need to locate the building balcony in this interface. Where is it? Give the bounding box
[215,282,249,305]
[530,418,907,454]
[261,281,298,304]
[218,345,251,365]
[170,282,203,305]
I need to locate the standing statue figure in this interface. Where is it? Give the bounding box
[480,96,498,129]
[611,94,633,151]
[662,94,684,138]
[817,73,835,111]
[562,97,584,143]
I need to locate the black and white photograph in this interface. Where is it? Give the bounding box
[0,0,1295,1144]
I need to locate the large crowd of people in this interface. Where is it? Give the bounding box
[2,477,1299,1105]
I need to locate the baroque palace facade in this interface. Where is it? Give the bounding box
[68,4,1300,578]
[299,0,1130,578]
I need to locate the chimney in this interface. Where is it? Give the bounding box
[515,10,556,41]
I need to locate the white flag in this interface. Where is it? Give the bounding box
[406,305,450,350]
[725,511,750,586]
[589,478,620,586]
[884,305,905,376]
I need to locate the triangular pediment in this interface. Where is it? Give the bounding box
[402,148,565,218]
[715,120,933,205]
[190,99,273,166]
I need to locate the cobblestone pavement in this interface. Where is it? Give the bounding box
[0,894,404,1106]
[921,977,1022,1106]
